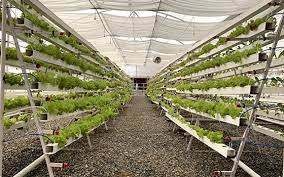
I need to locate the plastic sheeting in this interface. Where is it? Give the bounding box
[39,0,261,77]
[40,0,262,16]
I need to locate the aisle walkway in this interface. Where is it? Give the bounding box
[30,96,231,177]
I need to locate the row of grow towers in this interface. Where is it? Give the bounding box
[147,0,284,177]
[0,0,133,176]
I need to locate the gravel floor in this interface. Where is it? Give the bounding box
[4,95,283,176]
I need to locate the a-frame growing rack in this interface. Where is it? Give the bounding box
[147,0,284,176]
[0,0,132,176]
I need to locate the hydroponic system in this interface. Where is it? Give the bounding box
[0,0,132,176]
[1,0,284,177]
[147,1,284,177]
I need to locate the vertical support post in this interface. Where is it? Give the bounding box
[172,124,176,132]
[86,135,92,148]
[104,122,108,131]
[230,12,284,177]
[6,8,54,177]
[159,109,163,115]
[186,136,194,151]
[186,119,200,151]
[0,1,7,176]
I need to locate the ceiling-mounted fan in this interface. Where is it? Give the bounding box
[153,56,161,64]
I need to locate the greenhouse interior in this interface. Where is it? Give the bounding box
[1,0,284,176]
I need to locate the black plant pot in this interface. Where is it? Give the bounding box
[16,18,24,24]
[265,22,275,30]
[31,82,39,89]
[40,113,48,121]
[258,53,268,61]
[250,86,259,94]
[46,145,54,153]
[25,49,33,56]
[36,63,41,69]
[34,99,42,106]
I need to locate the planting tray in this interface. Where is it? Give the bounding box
[176,86,259,95]
[5,121,27,132]
[16,18,79,54]
[190,53,267,79]
[214,57,284,79]
[6,59,47,72]
[45,120,108,155]
[81,55,100,66]
[252,124,284,142]
[27,50,104,79]
[180,107,242,126]
[165,113,236,158]
[200,22,274,59]
[41,109,97,122]
[262,87,284,95]
[31,82,87,93]
[164,97,243,126]
[256,110,284,122]
[170,59,201,75]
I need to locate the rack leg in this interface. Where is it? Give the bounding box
[104,122,108,131]
[186,136,194,151]
[172,124,176,132]
[86,135,92,148]
[0,1,7,176]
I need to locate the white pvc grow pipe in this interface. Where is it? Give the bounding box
[13,154,46,177]
[237,160,261,177]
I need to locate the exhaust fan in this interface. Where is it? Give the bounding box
[153,56,161,63]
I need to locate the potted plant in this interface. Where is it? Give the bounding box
[16,17,25,24]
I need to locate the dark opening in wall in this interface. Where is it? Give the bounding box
[133,78,148,90]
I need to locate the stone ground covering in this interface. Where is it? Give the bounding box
[3,95,282,176]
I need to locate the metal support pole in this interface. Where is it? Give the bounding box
[172,124,176,132]
[186,136,194,151]
[86,135,92,148]
[6,8,54,177]
[230,11,284,177]
[104,122,108,131]
[0,1,7,176]
[186,119,200,151]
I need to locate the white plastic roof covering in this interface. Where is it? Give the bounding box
[39,0,262,77]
